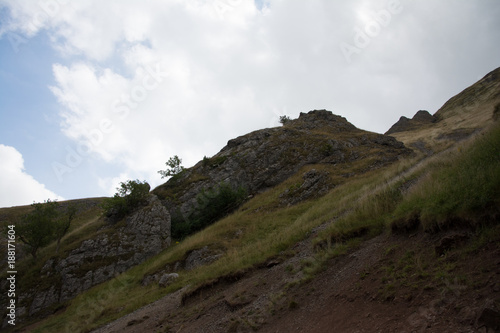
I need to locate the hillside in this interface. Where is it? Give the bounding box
[387,67,500,155]
[153,109,410,238]
[1,67,499,332]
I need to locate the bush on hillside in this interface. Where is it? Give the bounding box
[171,182,247,239]
[279,115,291,125]
[16,199,77,259]
[102,180,150,221]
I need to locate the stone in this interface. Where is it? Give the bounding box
[158,273,179,288]
[280,169,331,206]
[185,246,223,271]
[29,286,59,316]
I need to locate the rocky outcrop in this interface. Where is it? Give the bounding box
[385,68,500,154]
[385,110,436,135]
[141,245,224,289]
[184,246,224,271]
[279,169,331,206]
[20,195,171,318]
[158,273,179,288]
[154,110,410,225]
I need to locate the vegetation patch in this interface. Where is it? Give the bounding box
[393,123,500,232]
[101,180,150,221]
[171,182,248,239]
[202,155,228,168]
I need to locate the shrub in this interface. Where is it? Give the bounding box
[279,115,291,125]
[102,180,150,221]
[171,182,247,239]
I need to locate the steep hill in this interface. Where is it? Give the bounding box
[386,67,500,155]
[154,109,410,227]
[2,67,499,333]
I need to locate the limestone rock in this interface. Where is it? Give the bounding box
[280,169,331,206]
[28,286,59,316]
[22,194,171,318]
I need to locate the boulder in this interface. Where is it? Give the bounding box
[158,273,179,288]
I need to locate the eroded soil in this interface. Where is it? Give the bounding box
[92,225,500,333]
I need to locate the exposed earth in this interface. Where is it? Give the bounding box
[91,223,500,333]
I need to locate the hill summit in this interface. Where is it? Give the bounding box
[154,109,410,235]
[385,110,436,135]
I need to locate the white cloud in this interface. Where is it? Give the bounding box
[97,172,131,197]
[0,144,63,207]
[1,0,500,196]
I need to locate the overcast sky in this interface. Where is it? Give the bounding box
[0,0,499,208]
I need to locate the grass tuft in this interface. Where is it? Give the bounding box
[393,123,500,232]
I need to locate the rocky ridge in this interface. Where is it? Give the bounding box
[386,67,500,154]
[385,110,436,135]
[154,109,411,222]
[434,67,500,120]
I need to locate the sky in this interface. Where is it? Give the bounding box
[0,0,499,208]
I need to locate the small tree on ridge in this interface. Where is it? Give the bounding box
[158,155,185,179]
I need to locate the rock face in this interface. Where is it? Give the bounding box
[280,169,330,206]
[385,110,436,135]
[22,195,171,318]
[154,110,410,226]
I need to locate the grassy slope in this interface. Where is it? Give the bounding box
[391,67,500,153]
[3,69,498,331]
[0,199,107,313]
[15,118,497,333]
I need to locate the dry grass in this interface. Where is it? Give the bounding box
[391,89,499,154]
[10,81,500,332]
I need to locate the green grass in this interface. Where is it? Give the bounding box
[394,122,500,231]
[14,122,500,333]
[30,166,401,332]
